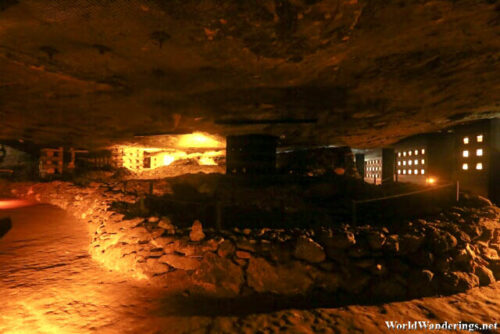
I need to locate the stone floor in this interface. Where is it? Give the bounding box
[1,203,499,334]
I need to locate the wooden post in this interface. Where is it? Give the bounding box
[456,180,460,202]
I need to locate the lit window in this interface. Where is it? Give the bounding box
[476,163,483,170]
[409,160,412,166]
[409,151,412,156]
[414,169,418,174]
[403,152,407,156]
[408,170,412,174]
[476,149,483,156]
[463,150,469,158]
[477,135,483,143]
[398,161,401,166]
[421,159,425,164]
[398,152,401,157]
[414,159,418,165]
[398,169,401,174]
[463,137,469,144]
[421,149,425,154]
[421,169,425,174]
[414,150,419,155]
[462,163,468,170]
[403,161,406,166]
[403,170,407,174]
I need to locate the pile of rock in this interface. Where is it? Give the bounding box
[8,181,500,302]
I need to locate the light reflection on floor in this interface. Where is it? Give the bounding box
[0,204,192,334]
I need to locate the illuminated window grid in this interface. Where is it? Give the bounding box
[396,147,426,177]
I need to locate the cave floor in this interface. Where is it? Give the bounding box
[0,204,499,334]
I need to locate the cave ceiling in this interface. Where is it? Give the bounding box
[0,0,499,149]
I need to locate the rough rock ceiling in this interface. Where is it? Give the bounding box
[0,0,499,149]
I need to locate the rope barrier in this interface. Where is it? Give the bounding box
[354,183,454,204]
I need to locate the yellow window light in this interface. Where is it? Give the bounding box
[403,161,406,166]
[421,148,425,154]
[463,137,469,144]
[476,149,483,156]
[398,152,401,157]
[403,152,407,156]
[462,163,468,170]
[421,169,425,175]
[398,161,401,166]
[477,135,483,143]
[476,163,483,170]
[409,160,413,166]
[463,150,469,158]
[414,150,419,155]
[408,170,412,175]
[414,159,418,165]
[403,170,407,174]
[409,151,412,156]
[414,169,418,174]
[398,169,401,174]
[421,159,425,164]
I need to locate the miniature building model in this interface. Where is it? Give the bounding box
[226,134,278,175]
[364,148,395,184]
[452,118,499,204]
[394,132,455,185]
[39,147,64,177]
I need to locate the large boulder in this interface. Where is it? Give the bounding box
[426,229,458,255]
[193,252,244,297]
[246,257,314,295]
[159,254,201,271]
[293,237,326,263]
[329,231,356,249]
[437,271,480,294]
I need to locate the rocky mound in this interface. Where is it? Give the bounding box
[8,181,500,304]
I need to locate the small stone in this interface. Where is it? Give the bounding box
[159,254,201,271]
[158,217,175,230]
[190,220,205,242]
[217,240,236,258]
[148,216,160,223]
[293,237,326,263]
[236,250,252,259]
[330,231,356,249]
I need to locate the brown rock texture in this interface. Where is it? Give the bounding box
[0,1,499,148]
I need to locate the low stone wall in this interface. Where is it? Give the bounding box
[9,181,500,302]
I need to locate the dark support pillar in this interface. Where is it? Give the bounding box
[355,153,365,179]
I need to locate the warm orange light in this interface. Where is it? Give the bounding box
[426,177,436,185]
[0,199,36,209]
[177,132,224,148]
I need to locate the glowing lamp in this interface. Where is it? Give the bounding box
[426,177,436,185]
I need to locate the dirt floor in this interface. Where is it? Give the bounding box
[0,203,499,334]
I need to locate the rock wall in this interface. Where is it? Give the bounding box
[8,181,500,302]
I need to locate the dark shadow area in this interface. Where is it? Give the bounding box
[154,289,442,317]
[0,217,12,239]
[109,174,459,229]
